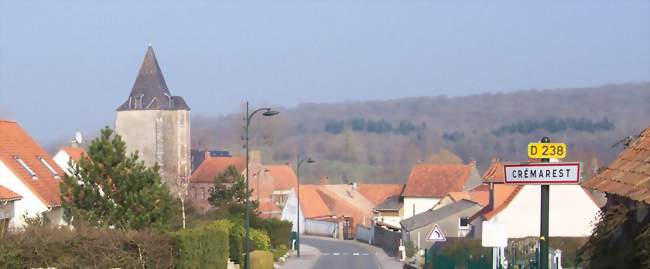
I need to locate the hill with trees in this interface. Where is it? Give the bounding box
[191,82,650,184]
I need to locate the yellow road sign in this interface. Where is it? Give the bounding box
[528,142,567,159]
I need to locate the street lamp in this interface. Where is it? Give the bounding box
[296,156,315,257]
[244,102,279,269]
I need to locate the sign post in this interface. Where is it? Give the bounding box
[539,137,550,269]
[503,137,578,269]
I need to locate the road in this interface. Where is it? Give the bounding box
[281,236,401,269]
[304,237,381,269]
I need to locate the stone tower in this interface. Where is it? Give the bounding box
[115,46,191,193]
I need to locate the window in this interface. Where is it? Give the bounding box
[200,187,205,200]
[37,156,59,179]
[14,156,37,179]
[459,217,470,230]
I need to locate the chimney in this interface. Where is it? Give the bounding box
[204,150,211,160]
[488,182,495,211]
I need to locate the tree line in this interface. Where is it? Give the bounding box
[325,117,425,135]
[491,117,615,136]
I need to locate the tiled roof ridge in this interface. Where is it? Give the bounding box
[0,121,62,207]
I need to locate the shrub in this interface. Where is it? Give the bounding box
[405,240,416,258]
[250,250,274,269]
[250,228,271,251]
[0,225,174,268]
[228,219,245,264]
[174,220,230,269]
[252,217,293,248]
[272,244,289,261]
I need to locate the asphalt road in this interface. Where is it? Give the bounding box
[302,237,382,269]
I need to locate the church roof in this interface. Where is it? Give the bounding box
[117,46,190,111]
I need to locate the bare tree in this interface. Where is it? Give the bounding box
[175,174,190,229]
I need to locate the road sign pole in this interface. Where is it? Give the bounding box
[540,137,550,269]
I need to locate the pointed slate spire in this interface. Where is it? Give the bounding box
[117,46,189,111]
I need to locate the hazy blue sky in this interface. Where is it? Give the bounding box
[1,1,649,143]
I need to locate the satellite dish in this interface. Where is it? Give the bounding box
[74,132,83,145]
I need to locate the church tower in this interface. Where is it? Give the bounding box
[115,46,191,193]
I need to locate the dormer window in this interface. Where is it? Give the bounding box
[14,156,37,179]
[37,156,59,179]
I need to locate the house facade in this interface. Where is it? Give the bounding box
[0,120,66,229]
[470,160,601,239]
[188,155,246,212]
[53,146,87,175]
[401,162,481,219]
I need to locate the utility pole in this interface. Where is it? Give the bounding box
[296,156,315,257]
[540,136,550,269]
[243,102,279,269]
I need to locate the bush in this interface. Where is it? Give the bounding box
[405,240,416,258]
[250,250,274,269]
[0,225,174,268]
[228,218,244,264]
[272,244,289,261]
[252,217,293,248]
[250,228,271,251]
[174,220,230,269]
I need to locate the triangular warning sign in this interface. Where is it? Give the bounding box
[426,224,446,242]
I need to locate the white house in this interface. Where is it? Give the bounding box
[401,162,481,219]
[53,146,86,175]
[471,160,601,238]
[0,185,22,235]
[0,120,66,229]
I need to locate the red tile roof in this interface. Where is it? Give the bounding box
[258,201,282,219]
[466,183,524,220]
[482,158,505,183]
[299,185,333,218]
[298,184,377,225]
[0,185,21,202]
[402,163,476,198]
[317,185,375,226]
[190,156,246,183]
[61,147,87,162]
[0,120,63,207]
[266,164,298,191]
[584,127,650,203]
[356,183,404,206]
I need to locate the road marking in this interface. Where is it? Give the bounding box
[322,253,330,256]
[333,253,340,256]
[362,253,369,256]
[353,253,360,256]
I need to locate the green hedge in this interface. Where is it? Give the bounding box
[174,220,230,269]
[0,225,174,268]
[252,217,292,248]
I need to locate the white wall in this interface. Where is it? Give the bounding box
[53,151,72,175]
[375,213,402,228]
[0,161,49,229]
[493,185,600,238]
[280,189,305,234]
[403,197,439,219]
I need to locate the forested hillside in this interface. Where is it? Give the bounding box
[192,83,650,184]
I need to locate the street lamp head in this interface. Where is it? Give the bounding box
[262,109,279,117]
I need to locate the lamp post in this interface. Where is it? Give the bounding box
[296,156,315,257]
[244,102,279,269]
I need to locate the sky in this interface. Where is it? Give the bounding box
[0,0,649,143]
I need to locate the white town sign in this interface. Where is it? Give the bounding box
[504,162,580,184]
